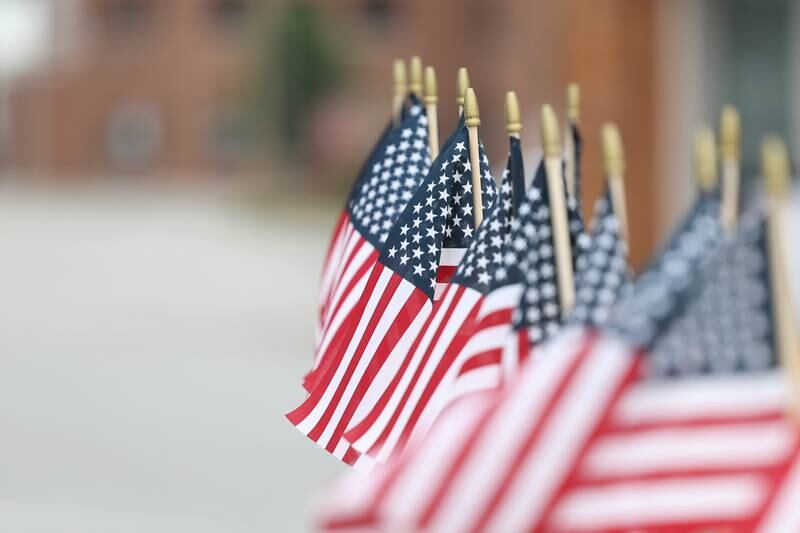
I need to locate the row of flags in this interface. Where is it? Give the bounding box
[287,57,800,531]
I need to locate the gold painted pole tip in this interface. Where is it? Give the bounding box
[456,67,470,107]
[719,105,741,160]
[566,83,580,122]
[694,126,718,192]
[423,66,437,104]
[602,123,625,176]
[464,87,480,127]
[393,59,407,95]
[761,135,791,197]
[541,104,561,157]
[505,91,522,135]
[409,56,423,95]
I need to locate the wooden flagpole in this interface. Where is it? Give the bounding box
[392,59,406,127]
[409,56,423,98]
[761,136,800,403]
[719,105,741,233]
[456,67,470,116]
[693,127,718,194]
[505,91,522,139]
[564,83,580,198]
[424,66,440,160]
[464,88,484,228]
[601,123,629,246]
[541,104,575,315]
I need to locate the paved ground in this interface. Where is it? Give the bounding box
[0,185,345,532]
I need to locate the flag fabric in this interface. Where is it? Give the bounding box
[306,98,431,392]
[502,185,631,371]
[287,123,496,465]
[314,190,800,532]
[341,139,519,465]
[342,154,596,466]
[568,121,583,206]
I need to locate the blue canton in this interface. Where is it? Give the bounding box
[568,188,632,328]
[348,97,431,248]
[450,139,518,294]
[508,161,590,344]
[646,213,777,377]
[606,196,723,352]
[379,125,495,300]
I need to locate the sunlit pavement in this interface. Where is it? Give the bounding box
[0,184,344,532]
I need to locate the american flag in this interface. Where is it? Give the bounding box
[317,194,800,532]
[494,183,630,384]
[342,154,597,466]
[287,123,496,465]
[340,140,519,465]
[305,98,431,392]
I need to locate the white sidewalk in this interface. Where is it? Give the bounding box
[0,186,344,532]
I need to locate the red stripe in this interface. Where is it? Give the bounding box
[390,297,484,457]
[312,247,379,384]
[416,394,502,528]
[319,212,348,298]
[341,445,360,466]
[286,264,384,425]
[516,327,531,366]
[436,265,458,284]
[319,217,353,320]
[468,332,601,533]
[533,355,650,532]
[457,348,502,375]
[321,235,369,327]
[360,286,470,456]
[306,271,404,443]
[321,248,377,336]
[324,287,428,454]
[752,445,800,531]
[343,286,452,446]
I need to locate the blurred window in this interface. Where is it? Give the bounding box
[105,101,163,172]
[101,0,156,36]
[209,0,248,34]
[363,0,395,26]
[206,108,249,169]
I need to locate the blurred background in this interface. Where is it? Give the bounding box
[0,0,798,532]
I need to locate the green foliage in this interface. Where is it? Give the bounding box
[269,3,343,152]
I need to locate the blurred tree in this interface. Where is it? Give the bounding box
[263,2,342,154]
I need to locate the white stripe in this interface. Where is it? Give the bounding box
[550,475,766,531]
[376,288,482,463]
[456,323,510,366]
[295,267,392,435]
[380,393,495,529]
[318,277,418,448]
[319,219,353,309]
[478,282,523,320]
[439,248,467,266]
[348,288,456,455]
[332,439,350,460]
[614,371,787,426]
[351,452,377,474]
[321,224,359,312]
[321,239,373,332]
[314,271,369,370]
[426,329,589,533]
[433,282,448,301]
[584,422,796,479]
[484,334,632,533]
[756,450,800,532]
